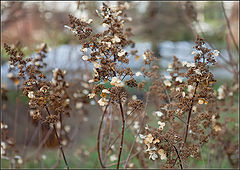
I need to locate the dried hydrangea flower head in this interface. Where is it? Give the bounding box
[5,43,71,123]
[138,35,218,168]
[66,2,141,108]
[65,2,149,169]
[4,43,71,169]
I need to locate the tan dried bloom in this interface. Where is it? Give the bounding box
[157,149,167,160]
[98,97,108,106]
[110,77,124,87]
[144,134,154,148]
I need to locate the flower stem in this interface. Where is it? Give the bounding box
[164,138,183,169]
[184,82,199,144]
[117,98,125,169]
[45,107,69,170]
[97,98,111,168]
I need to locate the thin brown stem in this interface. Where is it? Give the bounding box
[123,92,150,168]
[226,37,239,82]
[97,98,112,168]
[105,108,139,155]
[117,98,125,169]
[104,111,113,163]
[183,82,199,144]
[100,107,110,164]
[221,2,239,52]
[164,138,183,169]
[45,107,69,170]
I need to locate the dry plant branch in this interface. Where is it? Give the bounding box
[183,82,199,144]
[116,97,125,169]
[164,138,183,169]
[221,2,239,52]
[45,107,69,170]
[97,98,112,168]
[123,92,150,168]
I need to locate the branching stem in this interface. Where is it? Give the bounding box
[164,138,183,169]
[117,97,125,169]
[97,98,112,168]
[221,2,239,52]
[183,82,199,144]
[45,107,69,170]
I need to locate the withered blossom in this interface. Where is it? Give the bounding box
[138,35,219,168]
[4,42,71,169]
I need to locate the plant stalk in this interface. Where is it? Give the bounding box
[117,98,125,169]
[45,107,69,170]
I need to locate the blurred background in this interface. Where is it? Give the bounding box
[1,1,239,78]
[1,1,239,169]
[1,1,238,57]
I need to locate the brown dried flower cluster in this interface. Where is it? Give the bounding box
[136,35,222,168]
[4,43,71,123]
[2,1,238,169]
[65,2,147,169]
[4,43,71,169]
[66,2,136,86]
[128,99,144,112]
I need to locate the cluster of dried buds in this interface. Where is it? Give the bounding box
[136,35,222,168]
[65,2,144,109]
[4,43,71,125]
[65,2,154,168]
